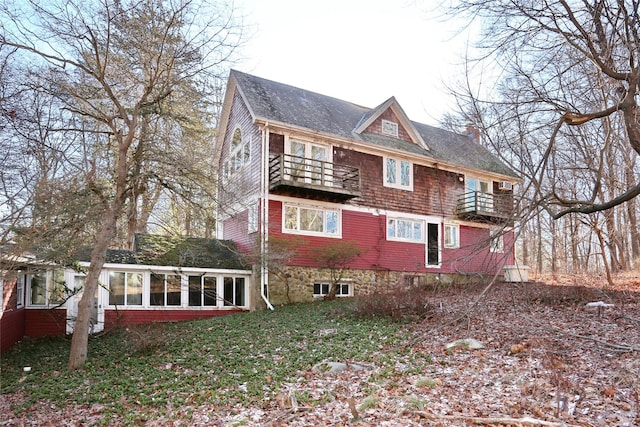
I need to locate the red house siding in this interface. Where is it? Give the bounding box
[1,308,25,353]
[103,309,242,330]
[268,199,512,276]
[222,209,256,254]
[24,309,66,337]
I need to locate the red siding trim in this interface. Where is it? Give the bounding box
[103,309,243,330]
[24,309,66,337]
[1,308,25,353]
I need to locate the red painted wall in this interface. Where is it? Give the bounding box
[103,309,242,330]
[1,308,25,353]
[268,199,513,275]
[24,309,66,337]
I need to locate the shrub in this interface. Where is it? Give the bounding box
[349,285,433,322]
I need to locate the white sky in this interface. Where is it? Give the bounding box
[234,0,476,126]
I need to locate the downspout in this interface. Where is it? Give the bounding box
[260,122,274,310]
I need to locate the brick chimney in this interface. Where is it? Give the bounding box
[465,124,481,143]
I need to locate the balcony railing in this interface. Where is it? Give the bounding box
[269,154,361,199]
[457,191,514,223]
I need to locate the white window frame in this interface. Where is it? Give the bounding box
[387,217,424,243]
[225,127,250,178]
[27,270,67,307]
[282,203,341,238]
[381,119,399,137]
[313,282,352,298]
[248,202,259,234]
[383,157,413,191]
[16,275,24,308]
[107,271,143,307]
[284,137,332,185]
[490,228,504,253]
[444,223,460,249]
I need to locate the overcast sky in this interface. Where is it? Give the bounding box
[235,0,476,126]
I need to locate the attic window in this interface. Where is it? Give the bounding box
[381,119,398,137]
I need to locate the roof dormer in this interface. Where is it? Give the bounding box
[353,97,429,151]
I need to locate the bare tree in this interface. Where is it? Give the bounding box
[0,0,244,369]
[442,0,640,274]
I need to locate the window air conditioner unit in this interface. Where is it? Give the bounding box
[499,181,513,190]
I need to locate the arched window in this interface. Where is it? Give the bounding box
[225,127,250,178]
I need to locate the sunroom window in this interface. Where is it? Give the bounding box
[108,272,142,306]
[188,275,218,306]
[150,273,181,306]
[223,277,245,306]
[29,270,66,306]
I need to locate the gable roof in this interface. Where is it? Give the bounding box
[228,70,519,179]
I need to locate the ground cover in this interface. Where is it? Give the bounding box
[1,274,639,426]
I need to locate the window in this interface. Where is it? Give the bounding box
[286,139,330,185]
[283,204,340,237]
[387,217,423,242]
[188,275,218,306]
[490,229,504,253]
[444,224,459,249]
[224,128,250,178]
[384,157,412,190]
[16,276,24,308]
[381,119,399,137]
[150,273,182,306]
[248,203,258,234]
[313,282,352,297]
[223,277,245,306]
[28,270,66,306]
[108,272,142,306]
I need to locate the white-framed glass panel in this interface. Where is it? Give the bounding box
[108,272,142,306]
[223,277,246,306]
[490,228,504,253]
[28,270,66,307]
[381,119,399,137]
[283,203,340,237]
[16,276,24,308]
[150,273,181,306]
[444,223,460,249]
[226,127,250,178]
[387,217,424,242]
[383,157,413,190]
[313,282,352,297]
[188,275,218,307]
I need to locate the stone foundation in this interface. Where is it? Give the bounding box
[260,266,488,307]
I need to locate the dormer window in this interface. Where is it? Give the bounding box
[381,119,398,137]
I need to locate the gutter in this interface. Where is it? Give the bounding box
[260,122,274,310]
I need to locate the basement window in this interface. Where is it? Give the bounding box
[313,282,352,297]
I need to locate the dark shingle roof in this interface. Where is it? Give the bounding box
[75,235,248,270]
[232,70,518,178]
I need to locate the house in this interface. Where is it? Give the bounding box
[1,235,252,353]
[215,70,520,305]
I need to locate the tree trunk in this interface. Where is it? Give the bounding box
[68,215,116,369]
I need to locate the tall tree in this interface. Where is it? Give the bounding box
[0,0,243,369]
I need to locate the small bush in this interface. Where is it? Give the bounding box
[349,285,434,322]
[123,323,171,355]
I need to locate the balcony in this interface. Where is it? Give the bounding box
[456,191,514,223]
[269,154,361,201]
